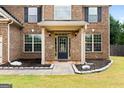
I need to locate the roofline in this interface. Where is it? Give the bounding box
[0,7,23,27]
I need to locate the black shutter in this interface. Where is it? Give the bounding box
[98,7,102,22]
[24,7,28,22]
[37,7,42,22]
[84,7,88,22]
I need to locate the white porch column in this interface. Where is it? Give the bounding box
[81,27,86,64]
[41,27,45,64]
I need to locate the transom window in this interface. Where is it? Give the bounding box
[24,34,41,52]
[54,6,71,20]
[28,7,37,22]
[88,7,98,22]
[85,34,101,52]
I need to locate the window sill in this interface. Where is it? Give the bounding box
[86,51,103,54]
[88,22,102,24]
[23,52,41,54]
[25,22,38,24]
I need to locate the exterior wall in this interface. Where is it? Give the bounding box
[85,6,109,59]
[45,31,55,61]
[72,5,83,20]
[44,5,54,20]
[4,5,43,59]
[70,31,81,61]
[2,5,109,61]
[10,24,21,61]
[0,24,8,63]
[20,25,42,59]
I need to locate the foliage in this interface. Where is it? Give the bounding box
[110,15,124,45]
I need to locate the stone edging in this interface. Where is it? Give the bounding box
[72,60,113,74]
[0,64,54,70]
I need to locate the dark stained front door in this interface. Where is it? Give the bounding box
[58,36,68,59]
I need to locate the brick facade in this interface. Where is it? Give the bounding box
[0,24,8,63]
[0,5,110,63]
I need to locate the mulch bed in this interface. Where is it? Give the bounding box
[0,59,53,70]
[75,59,111,71]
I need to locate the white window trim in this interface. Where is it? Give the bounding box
[86,33,102,52]
[54,5,72,20]
[23,34,42,53]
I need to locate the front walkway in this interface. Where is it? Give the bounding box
[51,63,74,75]
[0,63,75,75]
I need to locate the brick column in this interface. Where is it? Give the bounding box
[41,27,45,64]
[81,27,85,64]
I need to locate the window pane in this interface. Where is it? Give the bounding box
[94,34,101,42]
[94,34,101,51]
[28,8,37,15]
[94,43,101,51]
[88,7,98,22]
[28,7,37,22]
[86,43,92,51]
[25,35,32,43]
[34,44,41,51]
[54,6,71,20]
[28,15,37,22]
[89,7,97,15]
[34,35,41,43]
[34,35,41,52]
[88,15,97,22]
[85,34,92,42]
[25,44,32,51]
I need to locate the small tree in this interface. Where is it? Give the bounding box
[110,15,121,45]
[118,23,124,45]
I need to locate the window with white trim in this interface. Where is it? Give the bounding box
[88,7,98,22]
[28,7,37,22]
[24,34,41,52]
[54,5,71,20]
[85,34,101,52]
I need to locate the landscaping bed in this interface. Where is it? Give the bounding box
[0,59,54,70]
[72,59,112,74]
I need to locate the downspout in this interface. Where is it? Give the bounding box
[8,20,13,63]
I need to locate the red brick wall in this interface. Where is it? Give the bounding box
[0,24,8,63]
[10,24,21,61]
[2,5,110,61]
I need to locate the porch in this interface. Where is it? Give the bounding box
[38,20,88,64]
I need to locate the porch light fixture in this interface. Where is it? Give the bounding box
[74,31,78,36]
[92,29,95,32]
[48,32,51,36]
[31,29,34,32]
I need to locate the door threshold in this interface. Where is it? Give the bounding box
[58,59,69,62]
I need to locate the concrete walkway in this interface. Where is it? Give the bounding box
[52,63,75,75]
[0,63,75,75]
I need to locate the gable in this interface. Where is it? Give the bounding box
[0,7,23,27]
[0,11,8,19]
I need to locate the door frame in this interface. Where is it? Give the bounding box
[55,34,70,60]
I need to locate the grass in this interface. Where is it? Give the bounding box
[0,56,124,88]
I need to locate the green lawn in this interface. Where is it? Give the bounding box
[0,56,124,88]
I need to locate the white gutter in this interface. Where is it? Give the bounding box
[8,20,13,63]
